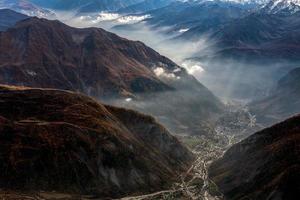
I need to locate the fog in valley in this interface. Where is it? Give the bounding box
[56,10,296,104]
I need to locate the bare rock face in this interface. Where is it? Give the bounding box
[0,85,194,198]
[209,115,300,200]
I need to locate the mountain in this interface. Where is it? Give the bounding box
[191,11,300,62]
[210,13,284,46]
[0,16,177,97]
[0,85,194,198]
[143,1,250,34]
[0,14,223,135]
[0,0,55,17]
[201,13,285,60]
[261,0,300,15]
[142,1,298,62]
[250,67,300,125]
[209,114,300,200]
[118,0,174,14]
[0,9,28,31]
[29,0,144,13]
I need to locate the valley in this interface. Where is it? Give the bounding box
[0,101,257,200]
[119,102,259,200]
[0,0,299,199]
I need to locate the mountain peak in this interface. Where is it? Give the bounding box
[261,0,300,14]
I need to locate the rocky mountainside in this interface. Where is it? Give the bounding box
[0,85,194,198]
[0,8,28,31]
[0,15,177,98]
[251,67,300,125]
[209,114,300,200]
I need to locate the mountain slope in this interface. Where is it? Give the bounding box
[0,15,224,136]
[209,115,300,200]
[251,67,300,125]
[0,16,177,97]
[0,85,194,198]
[0,8,28,31]
[144,1,249,35]
[194,11,300,62]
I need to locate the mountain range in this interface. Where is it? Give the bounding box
[261,0,300,14]
[0,1,300,199]
[111,0,300,62]
[0,9,223,136]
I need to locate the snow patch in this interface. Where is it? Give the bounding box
[117,15,151,24]
[125,98,132,102]
[26,70,37,76]
[178,28,189,33]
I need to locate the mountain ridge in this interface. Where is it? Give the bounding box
[0,84,194,198]
[0,10,224,136]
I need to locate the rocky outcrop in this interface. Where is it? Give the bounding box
[0,85,194,198]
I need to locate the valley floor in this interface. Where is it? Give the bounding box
[118,102,260,200]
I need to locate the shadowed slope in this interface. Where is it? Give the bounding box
[0,85,194,198]
[209,115,300,200]
[251,67,300,125]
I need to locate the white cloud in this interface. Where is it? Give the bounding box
[153,67,180,79]
[181,61,205,75]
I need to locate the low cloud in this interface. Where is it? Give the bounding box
[181,60,205,75]
[153,67,180,80]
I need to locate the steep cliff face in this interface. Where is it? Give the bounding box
[209,115,300,200]
[0,85,194,198]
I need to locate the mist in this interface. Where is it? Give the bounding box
[55,11,213,77]
[48,10,296,103]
